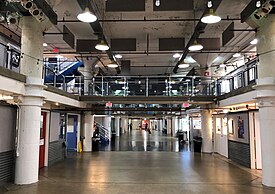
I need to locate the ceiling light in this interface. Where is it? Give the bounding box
[173,53,181,58]
[43,43,48,47]
[256,1,261,7]
[115,54,122,59]
[107,61,118,68]
[250,38,258,45]
[233,53,241,58]
[77,7,97,23]
[188,40,203,51]
[201,8,221,24]
[95,39,109,51]
[155,0,160,7]
[178,63,190,68]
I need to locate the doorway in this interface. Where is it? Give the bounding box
[39,112,47,169]
[67,115,78,152]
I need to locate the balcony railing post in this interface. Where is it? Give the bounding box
[146,77,149,96]
[101,76,104,96]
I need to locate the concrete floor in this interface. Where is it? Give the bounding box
[2,130,275,194]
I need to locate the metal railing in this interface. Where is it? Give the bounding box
[42,59,258,98]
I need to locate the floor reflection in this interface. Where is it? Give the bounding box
[99,130,190,152]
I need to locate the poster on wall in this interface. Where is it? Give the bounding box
[237,116,244,138]
[228,119,234,135]
[216,118,221,133]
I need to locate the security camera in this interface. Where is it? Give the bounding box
[269,0,275,6]
[21,0,34,10]
[262,1,273,13]
[6,12,18,24]
[254,9,266,20]
[0,14,5,23]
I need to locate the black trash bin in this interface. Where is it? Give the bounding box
[92,135,100,151]
[111,132,116,141]
[193,137,202,152]
[178,131,184,143]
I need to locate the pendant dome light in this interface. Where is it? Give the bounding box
[107,60,118,68]
[201,1,221,24]
[201,8,221,24]
[95,39,109,51]
[188,40,203,51]
[77,7,97,23]
[178,63,190,68]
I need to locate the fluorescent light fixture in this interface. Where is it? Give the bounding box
[233,53,241,58]
[201,9,221,24]
[107,61,118,68]
[173,53,181,58]
[155,0,160,6]
[178,63,190,68]
[250,38,258,45]
[95,39,109,51]
[115,54,122,59]
[223,109,229,113]
[55,55,63,58]
[188,40,203,51]
[77,7,97,23]
[43,43,48,47]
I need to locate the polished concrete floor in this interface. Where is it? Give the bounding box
[2,130,275,194]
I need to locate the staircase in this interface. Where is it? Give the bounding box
[44,60,83,83]
[95,121,110,145]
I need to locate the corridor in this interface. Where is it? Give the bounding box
[2,130,274,194]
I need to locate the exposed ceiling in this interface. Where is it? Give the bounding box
[2,0,258,77]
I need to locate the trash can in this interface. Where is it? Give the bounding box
[193,137,202,152]
[111,132,116,141]
[178,131,184,143]
[92,136,100,151]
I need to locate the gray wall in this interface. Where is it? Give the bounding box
[0,105,17,184]
[227,112,249,144]
[0,105,17,152]
[50,112,60,142]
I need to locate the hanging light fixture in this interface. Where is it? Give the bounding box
[95,39,109,51]
[201,1,221,24]
[77,6,97,23]
[107,60,118,68]
[188,40,203,51]
[178,63,190,68]
[201,9,221,24]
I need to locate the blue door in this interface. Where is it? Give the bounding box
[67,115,78,152]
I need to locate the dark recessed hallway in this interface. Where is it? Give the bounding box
[2,130,274,194]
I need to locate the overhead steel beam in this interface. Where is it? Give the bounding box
[77,0,121,74]
[172,0,223,74]
[57,17,241,23]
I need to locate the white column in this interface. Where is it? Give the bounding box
[201,109,213,153]
[121,117,128,134]
[15,17,47,185]
[172,117,178,136]
[167,118,172,135]
[254,15,275,187]
[115,117,120,137]
[83,113,94,152]
[103,116,111,139]
[159,119,163,132]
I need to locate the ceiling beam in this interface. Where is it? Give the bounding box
[172,0,223,74]
[76,0,121,74]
